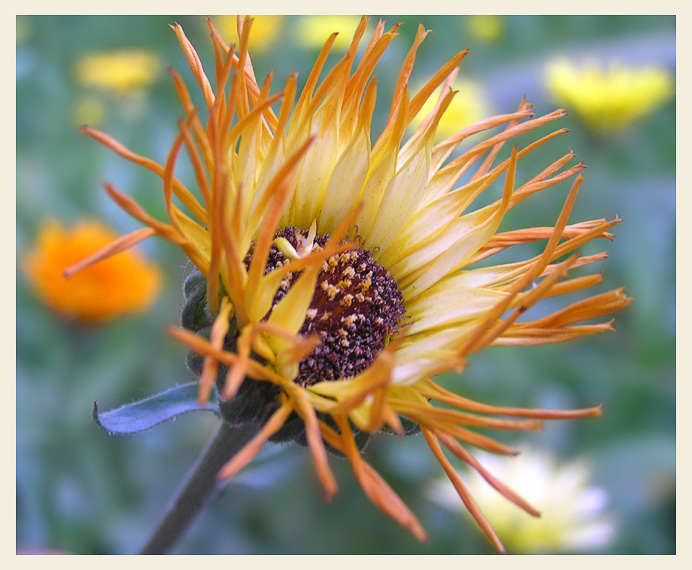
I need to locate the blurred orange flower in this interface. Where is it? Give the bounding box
[23,220,161,325]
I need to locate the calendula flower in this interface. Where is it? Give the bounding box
[411,80,490,140]
[428,446,616,553]
[75,50,162,94]
[297,15,363,50]
[545,59,674,133]
[25,220,161,325]
[215,15,285,53]
[467,15,503,43]
[72,17,630,551]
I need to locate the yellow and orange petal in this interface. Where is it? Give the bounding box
[214,15,285,53]
[410,80,491,141]
[296,15,364,51]
[70,16,631,552]
[24,219,161,325]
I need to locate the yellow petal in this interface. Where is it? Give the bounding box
[365,142,431,252]
[318,127,371,234]
[406,286,508,336]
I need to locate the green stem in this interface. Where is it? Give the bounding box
[139,420,258,554]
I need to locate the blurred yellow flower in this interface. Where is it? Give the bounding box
[24,220,161,325]
[467,15,503,42]
[412,80,490,140]
[214,15,285,53]
[297,15,362,50]
[74,97,105,127]
[428,445,615,553]
[545,59,674,133]
[75,50,162,94]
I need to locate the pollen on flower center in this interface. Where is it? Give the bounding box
[246,226,405,387]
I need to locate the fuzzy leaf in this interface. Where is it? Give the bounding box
[92,382,219,435]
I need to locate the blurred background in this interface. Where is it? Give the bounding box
[16,15,675,554]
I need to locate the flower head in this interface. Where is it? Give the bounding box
[72,17,630,551]
[24,219,161,325]
[545,59,674,133]
[75,50,162,94]
[428,445,616,553]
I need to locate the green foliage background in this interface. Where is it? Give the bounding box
[16,15,675,554]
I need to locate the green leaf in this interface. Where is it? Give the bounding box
[92,382,220,435]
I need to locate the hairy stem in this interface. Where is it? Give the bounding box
[139,421,258,554]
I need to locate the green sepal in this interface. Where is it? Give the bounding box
[181,270,214,333]
[92,382,220,435]
[216,377,282,426]
[181,268,238,379]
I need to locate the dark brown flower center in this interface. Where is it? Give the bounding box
[245,226,405,387]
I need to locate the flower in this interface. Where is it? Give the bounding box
[296,15,363,50]
[545,59,674,133]
[427,445,616,553]
[215,15,285,53]
[467,15,503,43]
[72,17,630,551]
[411,80,490,140]
[75,50,162,94]
[24,219,161,325]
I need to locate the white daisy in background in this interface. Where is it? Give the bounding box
[427,445,616,553]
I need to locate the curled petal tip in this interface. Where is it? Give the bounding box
[165,326,182,338]
[324,486,338,502]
